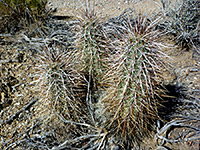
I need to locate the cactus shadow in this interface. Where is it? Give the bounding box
[158,84,186,121]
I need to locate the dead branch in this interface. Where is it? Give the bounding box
[2,98,38,125]
[155,119,200,146]
[51,133,106,150]
[1,119,43,149]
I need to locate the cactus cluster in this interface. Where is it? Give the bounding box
[15,2,172,148]
[32,6,170,148]
[0,1,179,149]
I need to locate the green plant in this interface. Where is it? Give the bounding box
[0,0,47,33]
[31,42,88,121]
[72,4,113,124]
[95,15,169,148]
[160,0,200,50]
[74,6,110,83]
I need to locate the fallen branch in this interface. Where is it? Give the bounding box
[0,59,11,63]
[155,119,200,146]
[1,119,43,149]
[3,98,38,124]
[51,133,106,150]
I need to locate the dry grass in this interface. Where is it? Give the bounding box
[159,0,200,50]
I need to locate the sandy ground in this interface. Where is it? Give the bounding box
[46,0,164,18]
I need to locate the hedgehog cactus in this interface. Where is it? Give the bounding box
[31,43,88,121]
[95,15,168,147]
[73,6,111,87]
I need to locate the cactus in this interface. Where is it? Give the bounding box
[95,15,168,147]
[73,6,111,85]
[71,4,114,123]
[31,42,88,121]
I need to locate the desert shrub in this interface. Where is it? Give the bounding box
[0,0,47,33]
[160,0,200,50]
[95,14,169,148]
